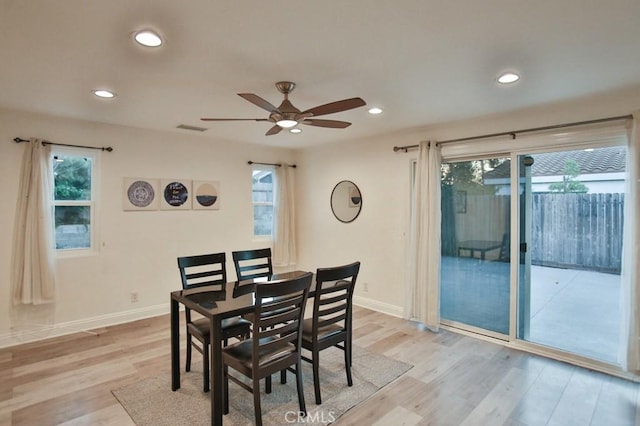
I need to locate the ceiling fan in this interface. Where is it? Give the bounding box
[201,81,366,136]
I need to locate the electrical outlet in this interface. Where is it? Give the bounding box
[363,282,369,292]
[130,292,139,303]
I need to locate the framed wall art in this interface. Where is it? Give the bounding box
[123,178,159,211]
[160,179,192,210]
[193,180,220,210]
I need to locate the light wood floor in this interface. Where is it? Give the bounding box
[1,306,639,425]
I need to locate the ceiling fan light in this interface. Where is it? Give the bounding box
[134,30,163,47]
[290,128,302,134]
[368,107,383,115]
[276,119,298,128]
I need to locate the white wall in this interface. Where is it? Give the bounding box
[0,108,294,347]
[1,85,638,347]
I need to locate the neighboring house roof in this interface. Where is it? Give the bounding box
[484,146,626,179]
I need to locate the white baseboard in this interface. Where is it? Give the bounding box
[353,295,403,318]
[0,304,169,349]
[0,297,403,349]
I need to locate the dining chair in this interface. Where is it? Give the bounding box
[232,248,273,281]
[232,247,287,390]
[177,252,251,392]
[300,261,360,404]
[222,272,312,426]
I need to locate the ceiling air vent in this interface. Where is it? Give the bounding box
[176,124,208,132]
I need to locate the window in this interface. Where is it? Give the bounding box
[252,167,274,237]
[51,148,97,251]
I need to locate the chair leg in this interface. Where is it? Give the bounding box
[280,369,287,384]
[312,350,322,405]
[344,344,353,386]
[253,376,263,426]
[265,374,272,394]
[203,342,210,393]
[223,365,229,414]
[295,359,307,416]
[185,334,192,372]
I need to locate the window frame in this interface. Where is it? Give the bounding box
[50,146,100,255]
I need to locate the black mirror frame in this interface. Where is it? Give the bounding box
[330,180,362,223]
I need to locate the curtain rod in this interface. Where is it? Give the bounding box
[14,137,113,152]
[247,160,296,168]
[392,114,633,153]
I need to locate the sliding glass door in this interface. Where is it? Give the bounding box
[516,146,625,363]
[440,157,511,337]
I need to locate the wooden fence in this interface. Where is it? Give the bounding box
[531,193,624,274]
[442,192,625,274]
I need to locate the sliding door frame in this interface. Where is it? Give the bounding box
[435,123,630,377]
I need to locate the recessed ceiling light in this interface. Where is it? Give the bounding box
[584,148,595,152]
[497,72,520,84]
[290,128,302,134]
[368,107,383,115]
[134,30,163,47]
[92,89,116,99]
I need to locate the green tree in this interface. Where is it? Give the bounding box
[53,156,91,200]
[548,159,587,193]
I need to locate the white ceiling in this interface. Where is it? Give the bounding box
[1,1,639,149]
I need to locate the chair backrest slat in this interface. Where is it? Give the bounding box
[232,248,273,281]
[311,262,360,337]
[318,303,348,318]
[317,313,347,329]
[177,252,228,324]
[318,293,348,307]
[252,272,312,363]
[177,252,227,290]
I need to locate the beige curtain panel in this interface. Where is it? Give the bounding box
[11,138,56,305]
[405,141,441,331]
[273,164,297,267]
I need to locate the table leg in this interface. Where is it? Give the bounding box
[171,297,180,391]
[210,317,223,426]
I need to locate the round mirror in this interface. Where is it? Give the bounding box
[331,180,362,223]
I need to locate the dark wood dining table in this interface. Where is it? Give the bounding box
[170,270,312,426]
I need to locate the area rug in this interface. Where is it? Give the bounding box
[112,346,412,425]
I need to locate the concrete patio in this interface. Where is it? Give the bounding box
[440,256,621,364]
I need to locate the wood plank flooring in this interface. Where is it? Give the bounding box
[1,306,638,425]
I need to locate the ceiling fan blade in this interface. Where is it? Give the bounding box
[238,93,279,113]
[200,118,271,122]
[302,119,352,129]
[301,97,366,117]
[266,125,283,136]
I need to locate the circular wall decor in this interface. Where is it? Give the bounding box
[127,180,155,208]
[195,182,218,207]
[164,181,189,206]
